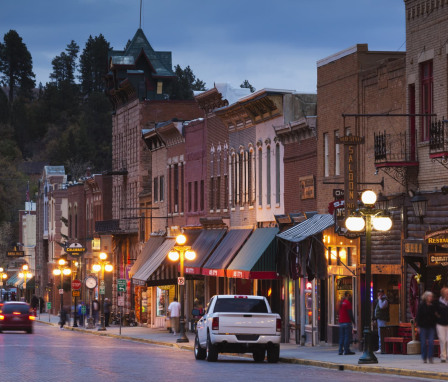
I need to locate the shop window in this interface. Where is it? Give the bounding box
[335,276,353,324]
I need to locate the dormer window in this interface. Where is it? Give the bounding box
[157,81,163,94]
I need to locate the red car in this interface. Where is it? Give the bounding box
[0,301,35,333]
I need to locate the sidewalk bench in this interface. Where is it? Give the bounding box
[384,323,417,355]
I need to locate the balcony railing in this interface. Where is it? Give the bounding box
[374,131,412,164]
[429,119,448,155]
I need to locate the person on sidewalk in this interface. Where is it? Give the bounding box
[168,297,181,335]
[416,291,437,364]
[338,291,356,355]
[436,287,448,363]
[59,306,67,329]
[373,289,389,354]
[104,298,111,327]
[92,298,100,325]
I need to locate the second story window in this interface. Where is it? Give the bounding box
[153,177,159,202]
[324,133,329,177]
[335,131,340,176]
[420,60,433,142]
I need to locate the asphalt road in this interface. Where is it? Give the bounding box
[0,323,437,382]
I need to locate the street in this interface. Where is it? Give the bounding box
[0,323,437,382]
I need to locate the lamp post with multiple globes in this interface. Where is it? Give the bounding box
[167,234,196,343]
[345,190,392,365]
[92,252,113,331]
[52,258,71,325]
[19,264,32,302]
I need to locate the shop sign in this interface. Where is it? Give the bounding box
[66,242,86,256]
[428,254,448,266]
[7,251,24,257]
[426,229,448,265]
[300,175,315,200]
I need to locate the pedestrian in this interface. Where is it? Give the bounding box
[436,287,448,363]
[167,297,181,335]
[92,298,100,325]
[39,296,45,313]
[59,306,67,329]
[338,291,356,355]
[416,290,437,363]
[30,295,39,316]
[77,301,86,326]
[373,288,389,354]
[104,298,111,327]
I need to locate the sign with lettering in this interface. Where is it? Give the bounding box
[7,251,24,257]
[66,242,86,256]
[429,254,448,266]
[425,229,448,265]
[117,279,127,292]
[299,175,315,200]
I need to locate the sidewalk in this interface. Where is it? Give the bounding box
[36,313,448,381]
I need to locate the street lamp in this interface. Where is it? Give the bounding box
[53,258,71,327]
[19,264,32,302]
[410,193,428,224]
[345,190,392,364]
[92,252,113,331]
[0,268,7,301]
[167,233,196,343]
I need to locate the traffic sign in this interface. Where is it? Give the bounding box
[178,277,185,285]
[117,279,127,292]
[72,279,82,290]
[72,290,80,297]
[99,285,105,295]
[81,305,86,314]
[59,289,64,295]
[47,302,51,309]
[118,296,124,307]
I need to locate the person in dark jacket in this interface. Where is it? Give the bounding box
[416,291,437,363]
[436,287,448,363]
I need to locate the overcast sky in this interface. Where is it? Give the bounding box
[1,0,405,93]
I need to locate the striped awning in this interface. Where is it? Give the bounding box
[276,214,334,243]
[226,227,279,280]
[6,273,19,286]
[129,236,165,277]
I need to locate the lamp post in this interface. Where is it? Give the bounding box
[345,190,392,364]
[19,264,32,302]
[93,252,113,331]
[167,234,196,343]
[52,258,71,325]
[0,268,7,302]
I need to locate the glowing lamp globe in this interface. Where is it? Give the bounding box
[92,264,101,272]
[53,269,61,276]
[168,251,180,261]
[63,268,71,276]
[345,216,365,232]
[105,264,113,272]
[58,258,66,266]
[361,190,377,206]
[185,250,196,261]
[176,234,187,245]
[99,252,108,260]
[372,216,393,231]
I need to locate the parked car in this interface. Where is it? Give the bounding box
[0,301,35,333]
[194,295,281,363]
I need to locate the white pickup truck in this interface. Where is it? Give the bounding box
[194,295,281,363]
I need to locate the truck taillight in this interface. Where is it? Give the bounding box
[276,318,282,332]
[212,317,219,330]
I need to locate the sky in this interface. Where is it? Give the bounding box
[0,0,406,94]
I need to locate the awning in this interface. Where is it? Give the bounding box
[6,273,19,286]
[276,214,334,243]
[129,236,165,277]
[132,239,176,284]
[202,229,252,277]
[226,227,279,279]
[184,229,227,275]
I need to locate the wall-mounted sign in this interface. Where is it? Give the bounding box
[7,251,24,257]
[425,229,448,265]
[66,242,86,256]
[299,175,315,200]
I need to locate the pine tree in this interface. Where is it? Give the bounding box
[240,80,255,93]
[170,65,206,100]
[0,30,35,101]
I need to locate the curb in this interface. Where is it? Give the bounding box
[36,320,448,380]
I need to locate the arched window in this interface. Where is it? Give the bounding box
[266,145,271,206]
[258,147,263,206]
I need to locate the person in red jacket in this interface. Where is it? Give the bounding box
[338,291,357,355]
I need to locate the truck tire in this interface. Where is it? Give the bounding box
[206,333,218,362]
[267,344,280,363]
[253,348,265,363]
[194,334,206,360]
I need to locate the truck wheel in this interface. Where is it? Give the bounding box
[194,334,206,360]
[267,344,280,363]
[253,348,265,363]
[206,333,218,362]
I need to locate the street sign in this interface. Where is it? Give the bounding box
[72,290,80,297]
[117,279,127,292]
[47,302,51,309]
[81,305,86,314]
[72,279,82,290]
[59,289,64,295]
[66,242,86,256]
[99,285,105,295]
[178,277,185,285]
[118,296,124,306]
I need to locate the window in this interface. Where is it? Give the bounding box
[258,148,263,206]
[174,164,179,213]
[153,178,158,202]
[210,177,214,210]
[157,81,163,94]
[324,133,329,177]
[200,180,204,211]
[421,61,433,142]
[275,144,280,204]
[266,145,271,206]
[335,131,340,176]
[159,176,164,201]
[188,182,192,212]
[216,176,221,209]
[194,181,198,212]
[224,175,228,209]
[239,152,244,206]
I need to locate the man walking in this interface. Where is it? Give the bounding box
[168,297,181,335]
[338,291,356,355]
[373,289,389,354]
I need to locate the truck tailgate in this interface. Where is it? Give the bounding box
[215,313,278,335]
